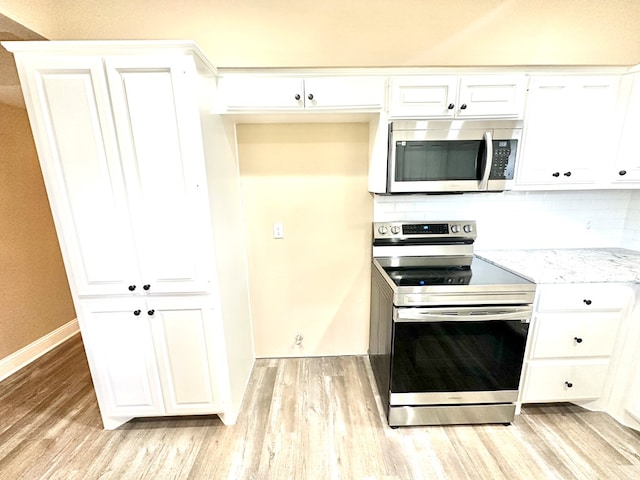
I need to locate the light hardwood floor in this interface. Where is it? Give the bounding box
[1,334,640,479]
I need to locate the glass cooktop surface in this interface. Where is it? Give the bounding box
[383,257,532,288]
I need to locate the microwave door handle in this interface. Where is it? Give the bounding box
[478,131,493,190]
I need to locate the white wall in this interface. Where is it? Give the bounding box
[374,190,635,251]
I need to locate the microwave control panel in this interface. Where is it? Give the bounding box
[489,139,518,180]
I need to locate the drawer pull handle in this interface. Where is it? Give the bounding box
[574,337,583,344]
[583,299,592,305]
[565,381,573,388]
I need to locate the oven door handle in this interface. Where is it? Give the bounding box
[395,306,532,323]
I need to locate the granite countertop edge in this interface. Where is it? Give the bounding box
[476,248,640,284]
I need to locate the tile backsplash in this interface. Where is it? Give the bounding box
[374,190,637,250]
[623,190,640,250]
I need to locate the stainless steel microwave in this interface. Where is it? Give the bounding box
[387,120,523,193]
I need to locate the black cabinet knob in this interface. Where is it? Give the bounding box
[133,310,141,316]
[619,170,627,176]
[552,172,560,177]
[460,104,467,110]
[143,284,151,291]
[307,93,314,100]
[565,381,573,388]
[563,171,572,177]
[583,299,592,305]
[147,309,155,316]
[294,94,301,101]
[447,103,455,110]
[128,285,136,291]
[574,337,583,344]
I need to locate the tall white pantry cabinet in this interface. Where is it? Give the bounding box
[4,41,255,430]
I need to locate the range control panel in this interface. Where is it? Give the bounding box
[373,221,477,240]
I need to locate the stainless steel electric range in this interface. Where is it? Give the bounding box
[368,221,536,427]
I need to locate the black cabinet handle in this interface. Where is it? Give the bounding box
[583,299,592,305]
[147,309,155,316]
[563,171,572,177]
[619,170,627,176]
[447,103,455,110]
[133,310,141,316]
[294,94,301,101]
[552,172,560,177]
[565,381,573,388]
[460,104,467,110]
[128,285,136,291]
[143,284,151,291]
[307,93,314,100]
[574,337,583,344]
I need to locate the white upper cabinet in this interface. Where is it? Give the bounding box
[388,74,527,119]
[613,71,640,184]
[105,56,213,295]
[516,75,621,188]
[15,56,141,296]
[217,75,385,111]
[16,54,213,297]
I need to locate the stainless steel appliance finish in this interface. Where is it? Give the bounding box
[368,220,535,427]
[386,120,522,194]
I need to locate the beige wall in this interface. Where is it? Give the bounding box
[1,0,640,67]
[0,102,75,359]
[237,123,372,357]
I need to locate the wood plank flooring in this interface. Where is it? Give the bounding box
[2,334,640,479]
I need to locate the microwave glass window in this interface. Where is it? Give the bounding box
[395,140,482,182]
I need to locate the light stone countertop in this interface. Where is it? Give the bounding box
[476,248,640,284]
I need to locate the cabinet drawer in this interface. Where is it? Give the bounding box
[522,360,609,403]
[532,313,621,359]
[537,284,631,312]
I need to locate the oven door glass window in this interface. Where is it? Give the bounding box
[391,320,528,393]
[394,140,484,182]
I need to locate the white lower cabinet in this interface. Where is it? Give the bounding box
[520,283,632,405]
[80,297,224,420]
[523,360,610,402]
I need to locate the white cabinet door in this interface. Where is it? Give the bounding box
[17,56,141,297]
[303,76,385,110]
[79,299,165,417]
[388,75,526,119]
[536,283,632,312]
[517,76,619,187]
[218,76,305,110]
[105,56,213,295]
[457,75,527,118]
[148,297,224,414]
[388,76,458,118]
[614,72,640,184]
[532,313,621,359]
[218,75,384,111]
[522,360,610,402]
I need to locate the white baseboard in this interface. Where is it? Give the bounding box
[0,318,80,382]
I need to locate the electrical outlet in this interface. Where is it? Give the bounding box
[273,223,284,239]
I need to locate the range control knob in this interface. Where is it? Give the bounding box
[450,224,460,233]
[377,226,388,235]
[463,224,474,233]
[390,226,401,235]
